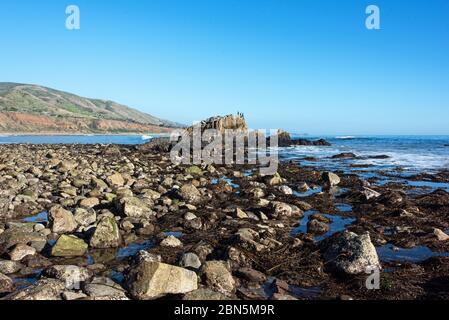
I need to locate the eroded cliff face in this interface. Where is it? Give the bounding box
[0,112,174,134]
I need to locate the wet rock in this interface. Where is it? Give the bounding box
[179,184,202,204]
[48,206,77,234]
[307,220,330,235]
[116,196,154,218]
[433,228,449,241]
[320,231,381,275]
[201,261,235,295]
[297,182,310,192]
[160,235,182,248]
[332,153,357,159]
[0,273,14,293]
[90,216,121,249]
[5,279,66,300]
[51,235,88,257]
[322,172,341,188]
[83,277,129,300]
[0,229,45,256]
[9,244,36,261]
[74,208,97,227]
[0,260,22,274]
[179,252,202,270]
[127,261,198,300]
[44,265,92,288]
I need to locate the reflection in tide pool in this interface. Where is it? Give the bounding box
[377,244,449,263]
[291,210,355,241]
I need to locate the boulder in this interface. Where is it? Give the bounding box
[51,235,88,257]
[48,206,77,234]
[116,197,153,218]
[201,260,235,295]
[90,216,121,249]
[320,231,381,275]
[5,279,66,300]
[9,244,36,261]
[127,261,198,300]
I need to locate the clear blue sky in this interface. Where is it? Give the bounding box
[1,0,448,135]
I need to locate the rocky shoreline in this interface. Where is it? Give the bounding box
[1,143,449,300]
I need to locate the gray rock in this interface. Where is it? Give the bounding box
[320,231,381,275]
[201,260,235,295]
[90,216,121,249]
[160,235,182,248]
[127,261,198,300]
[0,260,23,274]
[74,208,97,227]
[0,273,14,293]
[48,206,77,234]
[44,265,92,289]
[5,279,66,300]
[9,244,36,261]
[179,252,202,270]
[322,172,341,187]
[116,196,154,218]
[51,235,88,257]
[179,184,202,204]
[183,288,230,300]
[83,277,128,300]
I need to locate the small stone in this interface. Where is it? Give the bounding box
[160,235,182,248]
[179,252,202,270]
[44,265,92,288]
[179,184,202,204]
[307,220,330,234]
[278,185,293,195]
[184,212,197,221]
[235,208,248,219]
[433,228,449,241]
[9,244,36,261]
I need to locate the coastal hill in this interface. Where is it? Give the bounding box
[0,82,181,134]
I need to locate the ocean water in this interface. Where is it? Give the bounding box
[282,135,449,175]
[1,134,448,176]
